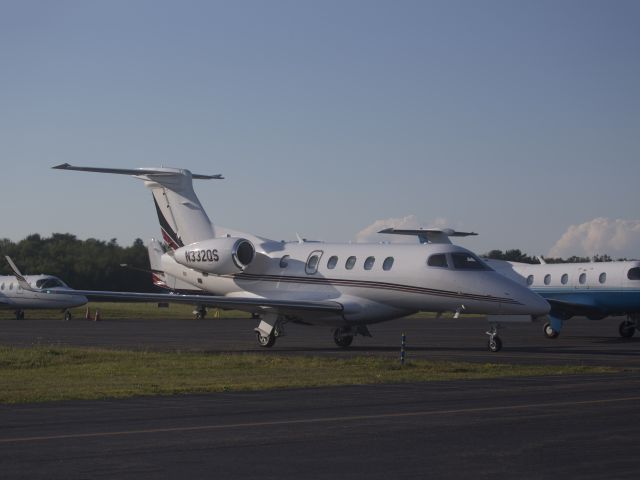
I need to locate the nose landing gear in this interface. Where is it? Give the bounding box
[486,324,502,352]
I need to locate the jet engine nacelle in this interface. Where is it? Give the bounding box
[174,237,255,274]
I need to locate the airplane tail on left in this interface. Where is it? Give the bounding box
[52,164,222,249]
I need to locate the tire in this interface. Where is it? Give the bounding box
[543,322,559,339]
[619,320,636,338]
[333,329,354,348]
[256,332,276,348]
[488,336,502,353]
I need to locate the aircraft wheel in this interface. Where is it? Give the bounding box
[15,310,24,320]
[64,310,72,321]
[256,331,276,348]
[488,335,502,353]
[333,329,354,348]
[543,322,559,339]
[619,320,636,338]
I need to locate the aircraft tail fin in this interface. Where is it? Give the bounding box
[147,239,168,288]
[53,164,221,249]
[5,256,35,291]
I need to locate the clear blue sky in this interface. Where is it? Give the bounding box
[1,0,639,257]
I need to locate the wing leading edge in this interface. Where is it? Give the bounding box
[53,289,343,315]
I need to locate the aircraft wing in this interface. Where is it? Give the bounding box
[38,288,343,315]
[4,255,341,316]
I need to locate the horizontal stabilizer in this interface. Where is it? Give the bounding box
[52,163,223,180]
[378,228,478,244]
[53,163,219,247]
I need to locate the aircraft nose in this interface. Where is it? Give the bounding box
[74,295,89,307]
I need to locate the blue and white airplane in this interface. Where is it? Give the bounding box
[488,258,640,338]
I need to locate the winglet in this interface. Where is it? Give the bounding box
[5,256,36,291]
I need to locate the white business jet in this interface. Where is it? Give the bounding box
[20,163,548,352]
[0,270,87,320]
[488,258,640,339]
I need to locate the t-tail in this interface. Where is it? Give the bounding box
[53,164,222,249]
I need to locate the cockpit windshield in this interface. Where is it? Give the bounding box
[628,267,640,280]
[451,252,492,271]
[35,278,66,289]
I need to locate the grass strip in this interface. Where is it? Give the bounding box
[0,346,616,404]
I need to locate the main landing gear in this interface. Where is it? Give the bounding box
[543,322,560,339]
[64,309,72,321]
[252,314,373,349]
[254,319,285,348]
[14,310,24,320]
[333,327,354,348]
[486,324,502,353]
[619,315,638,338]
[193,306,207,320]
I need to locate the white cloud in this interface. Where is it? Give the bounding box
[355,215,450,243]
[548,218,640,259]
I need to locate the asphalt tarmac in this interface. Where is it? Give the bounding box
[1,315,639,479]
[1,374,639,479]
[1,315,639,367]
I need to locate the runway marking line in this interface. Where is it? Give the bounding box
[2,395,639,444]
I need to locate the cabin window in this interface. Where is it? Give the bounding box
[451,253,490,270]
[427,254,448,268]
[599,272,606,284]
[306,253,321,274]
[561,274,568,285]
[544,274,551,285]
[279,255,290,268]
[0,283,3,290]
[197,278,203,284]
[364,256,375,270]
[526,275,534,286]
[327,256,338,269]
[9,283,13,290]
[383,257,394,271]
[579,273,587,284]
[628,267,640,280]
[345,256,356,270]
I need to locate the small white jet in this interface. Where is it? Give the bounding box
[24,163,549,352]
[488,258,640,339]
[0,265,87,320]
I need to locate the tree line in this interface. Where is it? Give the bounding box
[0,234,154,292]
[483,249,623,264]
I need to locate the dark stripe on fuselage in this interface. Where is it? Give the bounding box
[229,273,522,305]
[153,196,183,249]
